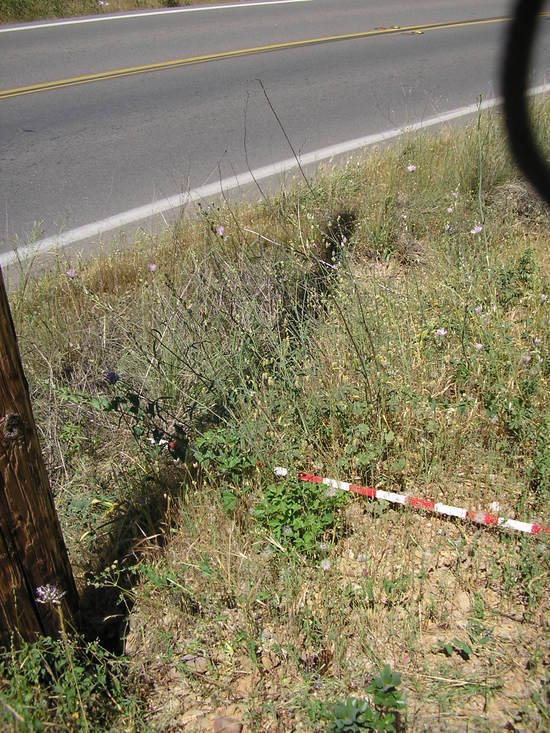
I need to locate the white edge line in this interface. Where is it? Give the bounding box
[0,0,312,33]
[3,83,550,270]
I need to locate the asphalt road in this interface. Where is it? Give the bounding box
[1,0,550,257]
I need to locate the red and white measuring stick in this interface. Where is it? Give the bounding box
[273,467,550,537]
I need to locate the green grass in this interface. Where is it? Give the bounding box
[2,102,550,731]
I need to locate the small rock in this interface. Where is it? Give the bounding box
[455,590,471,615]
[183,655,209,674]
[213,716,243,733]
[261,651,280,672]
[232,674,255,699]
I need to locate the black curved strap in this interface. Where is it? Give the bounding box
[503,0,550,205]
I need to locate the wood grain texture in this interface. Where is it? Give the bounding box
[0,267,78,645]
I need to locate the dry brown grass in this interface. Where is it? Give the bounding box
[3,105,550,732]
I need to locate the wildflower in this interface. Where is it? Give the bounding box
[521,352,532,365]
[215,225,225,237]
[357,553,368,563]
[274,467,288,477]
[318,541,330,552]
[452,190,459,200]
[105,370,120,385]
[406,164,417,172]
[541,293,548,303]
[470,224,483,235]
[435,327,447,339]
[320,559,332,572]
[66,267,76,279]
[534,337,542,346]
[447,207,453,214]
[445,223,451,234]
[148,262,157,273]
[36,584,65,606]
[474,305,483,315]
[474,343,484,351]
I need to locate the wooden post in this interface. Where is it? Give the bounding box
[0,267,78,646]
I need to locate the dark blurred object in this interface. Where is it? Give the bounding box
[503,0,550,205]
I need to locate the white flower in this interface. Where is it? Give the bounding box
[474,343,484,351]
[541,294,548,303]
[357,553,368,563]
[320,559,332,571]
[470,224,483,235]
[407,164,417,172]
[435,327,447,339]
[318,541,330,552]
[447,207,453,214]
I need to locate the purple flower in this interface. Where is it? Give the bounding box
[36,584,65,605]
[435,327,447,339]
[105,370,120,385]
[407,164,417,172]
[470,224,483,235]
[66,268,77,279]
[148,262,157,273]
[215,225,225,237]
[474,305,483,315]
[521,352,532,365]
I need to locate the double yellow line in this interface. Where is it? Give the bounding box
[2,13,549,101]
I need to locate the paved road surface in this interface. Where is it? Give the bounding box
[1,0,549,258]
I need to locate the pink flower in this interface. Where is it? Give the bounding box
[407,164,417,172]
[470,224,483,235]
[215,225,225,237]
[66,267,76,279]
[148,262,157,273]
[436,327,447,339]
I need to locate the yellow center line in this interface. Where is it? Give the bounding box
[2,12,549,101]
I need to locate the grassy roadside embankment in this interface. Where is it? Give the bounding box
[1,103,550,731]
[0,0,220,24]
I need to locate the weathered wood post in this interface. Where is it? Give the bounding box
[0,267,78,645]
